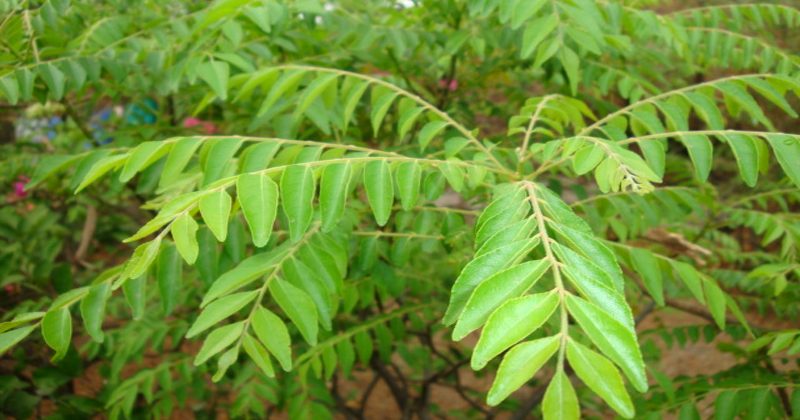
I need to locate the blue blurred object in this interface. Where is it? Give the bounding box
[126,98,158,125]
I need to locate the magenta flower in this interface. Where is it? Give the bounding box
[439,78,458,92]
[184,118,218,135]
[13,175,30,198]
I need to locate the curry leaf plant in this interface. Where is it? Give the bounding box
[2,0,800,419]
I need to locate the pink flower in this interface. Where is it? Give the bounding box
[184,118,217,135]
[439,78,458,92]
[13,175,29,198]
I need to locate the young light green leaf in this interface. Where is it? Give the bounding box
[199,189,233,242]
[240,141,281,173]
[487,336,559,406]
[80,282,111,342]
[42,307,72,362]
[237,173,279,247]
[343,81,370,132]
[566,340,635,419]
[270,278,318,345]
[552,223,625,293]
[573,144,605,175]
[171,214,199,265]
[198,61,230,100]
[471,291,559,370]
[453,259,551,340]
[445,238,537,325]
[242,333,275,377]
[672,261,706,304]
[187,290,259,338]
[565,295,648,393]
[363,160,394,226]
[193,321,244,366]
[320,162,352,232]
[281,165,316,242]
[252,306,293,371]
[156,245,182,315]
[542,369,580,420]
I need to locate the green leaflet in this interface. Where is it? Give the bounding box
[38,63,66,100]
[270,278,319,345]
[202,244,290,306]
[0,326,36,355]
[475,189,530,248]
[629,247,664,306]
[242,333,275,377]
[370,92,399,135]
[444,238,537,326]
[187,290,258,338]
[363,160,394,226]
[42,308,72,362]
[397,106,425,140]
[240,141,281,173]
[476,218,538,258]
[342,81,370,132]
[714,390,738,420]
[439,160,465,193]
[80,282,111,342]
[418,121,449,151]
[554,243,634,329]
[396,161,421,211]
[566,340,635,419]
[282,258,336,331]
[119,141,171,182]
[0,312,45,334]
[680,134,714,182]
[297,73,339,115]
[199,189,233,242]
[198,60,230,100]
[281,165,316,242]
[453,259,551,340]
[542,369,580,420]
[551,223,625,294]
[573,144,605,175]
[565,295,648,393]
[521,14,557,59]
[194,321,244,366]
[156,245,182,315]
[319,162,352,232]
[237,173,279,247]
[171,214,199,265]
[354,331,373,365]
[747,388,772,420]
[764,134,800,188]
[703,278,727,330]
[122,274,147,320]
[160,137,203,187]
[28,154,82,190]
[684,92,724,130]
[671,261,706,304]
[202,137,243,186]
[258,69,306,117]
[722,133,759,187]
[0,73,19,104]
[75,154,128,193]
[486,335,559,406]
[471,291,559,370]
[252,306,293,371]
